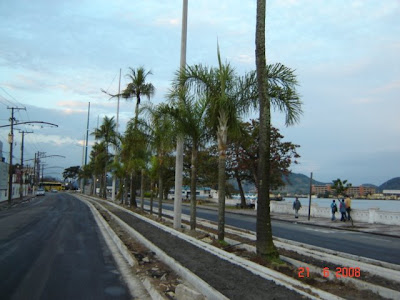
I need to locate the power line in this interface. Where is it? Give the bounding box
[0,87,26,107]
[0,95,15,107]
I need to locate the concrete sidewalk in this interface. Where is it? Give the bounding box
[193,202,400,239]
[0,195,35,210]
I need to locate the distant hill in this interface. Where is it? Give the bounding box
[229,173,327,195]
[230,174,400,195]
[361,183,378,189]
[278,173,327,194]
[378,177,400,192]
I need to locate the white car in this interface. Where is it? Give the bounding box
[36,188,45,196]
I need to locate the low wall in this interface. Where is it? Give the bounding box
[268,201,400,226]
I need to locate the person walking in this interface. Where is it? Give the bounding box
[293,197,302,218]
[345,196,352,220]
[330,199,338,221]
[339,199,347,222]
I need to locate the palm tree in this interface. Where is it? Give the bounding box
[141,103,175,219]
[88,141,108,197]
[167,85,209,230]
[119,67,155,206]
[92,116,118,199]
[120,118,148,207]
[121,67,155,126]
[255,0,303,260]
[176,48,254,241]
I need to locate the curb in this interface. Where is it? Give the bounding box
[100,199,344,300]
[153,204,400,284]
[97,200,229,300]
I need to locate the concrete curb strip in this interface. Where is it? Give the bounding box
[158,204,400,283]
[96,199,344,300]
[281,256,400,300]
[103,206,228,300]
[274,240,400,283]
[170,213,400,300]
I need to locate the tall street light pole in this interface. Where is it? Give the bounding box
[83,102,90,194]
[112,69,121,202]
[173,0,188,229]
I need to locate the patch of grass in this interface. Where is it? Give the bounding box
[218,240,230,247]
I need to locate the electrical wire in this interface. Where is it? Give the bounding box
[0,87,26,108]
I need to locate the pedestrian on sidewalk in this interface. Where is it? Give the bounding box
[330,199,338,221]
[340,199,347,222]
[345,196,352,221]
[293,197,302,218]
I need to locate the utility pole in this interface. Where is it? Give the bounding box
[33,152,36,190]
[7,106,26,204]
[308,172,313,221]
[83,102,90,194]
[36,151,41,186]
[80,134,85,192]
[19,130,33,199]
[173,0,188,229]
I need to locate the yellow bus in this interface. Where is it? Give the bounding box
[40,182,63,192]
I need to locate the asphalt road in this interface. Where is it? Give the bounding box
[149,200,400,265]
[0,193,130,300]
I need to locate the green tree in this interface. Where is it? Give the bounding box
[141,103,175,219]
[92,116,118,199]
[119,118,148,207]
[167,86,209,230]
[121,67,155,126]
[331,179,352,199]
[176,47,255,241]
[63,166,81,182]
[89,142,108,197]
[226,121,300,207]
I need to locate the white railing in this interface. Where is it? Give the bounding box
[268,201,400,225]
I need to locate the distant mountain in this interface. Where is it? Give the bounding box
[230,174,400,195]
[361,183,378,189]
[378,177,400,192]
[278,173,327,194]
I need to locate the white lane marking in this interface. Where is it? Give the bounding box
[304,228,335,234]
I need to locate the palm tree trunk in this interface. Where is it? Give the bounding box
[255,0,279,260]
[158,173,163,219]
[130,171,137,207]
[140,169,145,212]
[217,124,228,241]
[134,95,141,127]
[123,176,129,205]
[103,170,107,199]
[91,175,95,196]
[190,144,198,230]
[150,180,154,214]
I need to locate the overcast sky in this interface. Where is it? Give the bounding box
[0,0,399,186]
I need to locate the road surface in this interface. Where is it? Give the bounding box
[149,200,400,265]
[0,193,131,300]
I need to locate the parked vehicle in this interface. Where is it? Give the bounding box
[36,188,45,196]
